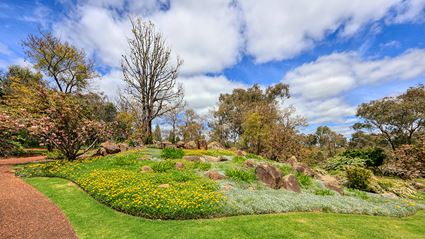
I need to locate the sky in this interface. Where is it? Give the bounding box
[1,0,425,136]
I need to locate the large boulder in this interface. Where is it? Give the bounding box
[118,143,129,152]
[161,140,174,149]
[255,164,283,189]
[294,163,315,177]
[98,141,121,155]
[184,141,197,149]
[176,141,185,148]
[317,174,343,194]
[205,171,226,180]
[198,139,208,150]
[208,141,224,150]
[280,174,301,193]
[236,150,247,156]
[287,156,298,167]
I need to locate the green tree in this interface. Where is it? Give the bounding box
[356,84,425,150]
[180,109,204,142]
[153,124,162,142]
[22,32,96,93]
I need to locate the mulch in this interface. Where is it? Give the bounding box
[0,156,78,239]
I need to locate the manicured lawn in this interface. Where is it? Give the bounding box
[26,177,425,239]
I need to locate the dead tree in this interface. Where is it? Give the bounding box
[121,18,184,143]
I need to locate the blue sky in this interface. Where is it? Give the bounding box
[1,0,425,136]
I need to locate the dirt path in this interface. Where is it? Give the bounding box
[0,156,78,239]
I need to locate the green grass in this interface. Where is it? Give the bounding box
[26,177,425,239]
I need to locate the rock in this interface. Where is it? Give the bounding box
[208,141,224,150]
[141,165,153,173]
[280,174,301,193]
[100,141,121,154]
[244,160,256,168]
[294,163,315,177]
[158,184,170,188]
[184,141,198,149]
[202,156,220,162]
[255,164,283,189]
[317,174,343,194]
[236,150,247,156]
[248,186,256,191]
[182,155,201,161]
[96,147,107,156]
[287,156,298,167]
[218,156,231,162]
[205,171,226,180]
[138,156,151,161]
[161,140,174,149]
[176,141,185,148]
[198,139,208,150]
[413,182,424,190]
[175,162,184,170]
[222,184,233,190]
[118,143,129,152]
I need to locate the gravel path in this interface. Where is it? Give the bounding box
[0,156,78,239]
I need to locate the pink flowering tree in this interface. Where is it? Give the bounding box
[29,92,108,160]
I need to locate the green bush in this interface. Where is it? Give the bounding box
[46,150,66,160]
[296,173,313,188]
[314,188,334,196]
[151,160,175,172]
[232,156,246,163]
[345,166,372,191]
[279,164,293,175]
[191,161,212,171]
[324,156,367,171]
[161,147,184,159]
[225,169,256,183]
[342,148,386,167]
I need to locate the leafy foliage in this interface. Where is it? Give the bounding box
[225,168,256,183]
[28,91,108,160]
[161,147,184,159]
[345,167,373,191]
[342,148,386,167]
[325,156,367,171]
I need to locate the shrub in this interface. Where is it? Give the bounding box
[314,188,334,196]
[225,169,256,183]
[296,173,313,188]
[279,164,293,175]
[345,166,372,191]
[151,160,175,172]
[232,156,246,163]
[325,156,367,171]
[191,161,212,171]
[161,147,184,159]
[342,148,386,167]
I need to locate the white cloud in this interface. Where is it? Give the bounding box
[285,49,425,101]
[92,69,125,100]
[54,0,243,74]
[178,75,247,115]
[151,0,243,75]
[239,0,423,62]
[283,48,425,126]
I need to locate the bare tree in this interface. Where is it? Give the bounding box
[121,18,184,143]
[22,32,96,93]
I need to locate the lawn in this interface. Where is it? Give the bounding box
[26,177,425,239]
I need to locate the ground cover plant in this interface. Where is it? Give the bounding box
[16,148,425,219]
[26,177,425,239]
